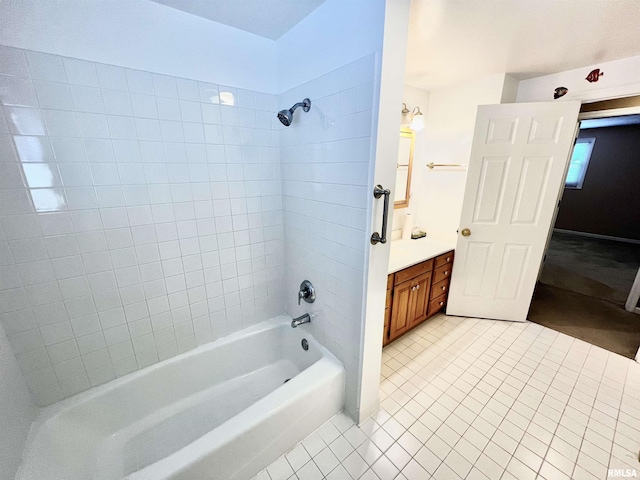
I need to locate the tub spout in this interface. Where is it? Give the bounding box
[291,313,311,328]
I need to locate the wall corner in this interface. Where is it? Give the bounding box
[501,74,520,103]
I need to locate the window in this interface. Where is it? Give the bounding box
[565,137,595,189]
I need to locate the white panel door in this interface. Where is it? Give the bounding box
[447,101,581,322]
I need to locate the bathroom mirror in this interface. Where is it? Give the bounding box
[394,128,414,209]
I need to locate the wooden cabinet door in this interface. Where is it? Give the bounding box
[390,272,433,341]
[409,272,432,327]
[389,279,413,341]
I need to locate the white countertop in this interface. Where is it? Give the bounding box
[388,237,456,274]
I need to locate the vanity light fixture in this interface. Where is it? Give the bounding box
[401,103,411,127]
[400,103,424,131]
[410,106,424,131]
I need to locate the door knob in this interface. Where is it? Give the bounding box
[461,228,471,237]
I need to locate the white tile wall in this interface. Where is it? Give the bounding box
[0,45,285,406]
[279,54,377,418]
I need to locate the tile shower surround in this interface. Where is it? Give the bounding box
[279,55,376,416]
[0,46,287,405]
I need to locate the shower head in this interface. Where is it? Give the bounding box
[277,98,311,127]
[277,109,293,127]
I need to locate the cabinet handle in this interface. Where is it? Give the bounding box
[446,257,451,262]
[439,301,444,306]
[416,284,420,290]
[441,286,446,291]
[411,286,416,291]
[444,271,449,276]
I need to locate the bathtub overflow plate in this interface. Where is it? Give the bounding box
[301,339,309,351]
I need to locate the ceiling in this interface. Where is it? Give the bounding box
[406,0,640,91]
[151,0,326,40]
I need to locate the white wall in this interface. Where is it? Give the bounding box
[276,0,385,93]
[413,73,515,242]
[517,55,640,103]
[0,46,284,405]
[0,0,276,93]
[392,84,429,235]
[0,322,36,480]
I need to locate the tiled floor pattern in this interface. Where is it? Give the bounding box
[256,314,640,480]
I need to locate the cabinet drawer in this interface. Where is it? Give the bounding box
[387,273,394,290]
[433,263,452,283]
[430,278,450,300]
[428,294,447,317]
[435,250,454,268]
[394,258,434,286]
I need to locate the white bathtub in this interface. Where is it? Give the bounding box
[17,315,345,480]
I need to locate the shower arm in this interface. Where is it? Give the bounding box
[290,101,306,112]
[290,98,311,113]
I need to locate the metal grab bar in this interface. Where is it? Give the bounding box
[371,184,390,245]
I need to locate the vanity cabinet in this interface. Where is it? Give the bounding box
[384,250,454,346]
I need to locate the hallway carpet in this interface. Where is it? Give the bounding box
[529,283,640,359]
[539,231,640,305]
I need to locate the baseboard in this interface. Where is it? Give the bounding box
[553,228,640,245]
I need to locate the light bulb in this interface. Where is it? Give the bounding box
[410,111,424,131]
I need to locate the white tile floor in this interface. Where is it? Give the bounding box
[256,314,640,480]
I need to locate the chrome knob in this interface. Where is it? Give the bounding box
[298,280,316,305]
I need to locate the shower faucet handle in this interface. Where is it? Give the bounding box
[298,280,316,305]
